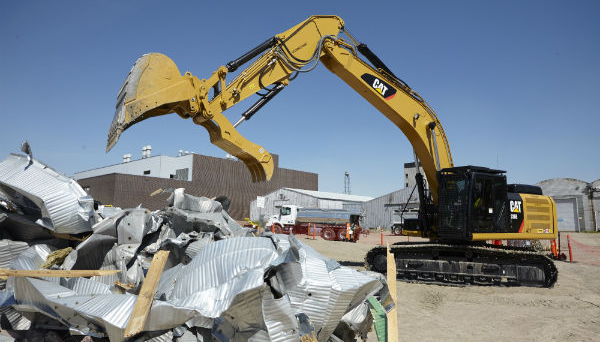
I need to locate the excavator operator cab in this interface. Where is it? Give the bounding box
[437,166,509,240]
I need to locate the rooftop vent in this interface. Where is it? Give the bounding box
[142,145,152,159]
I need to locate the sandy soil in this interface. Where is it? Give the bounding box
[300,232,600,342]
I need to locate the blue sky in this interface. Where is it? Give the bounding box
[1,0,599,198]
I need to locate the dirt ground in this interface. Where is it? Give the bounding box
[300,231,600,342]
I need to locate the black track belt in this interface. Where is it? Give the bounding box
[365,242,558,288]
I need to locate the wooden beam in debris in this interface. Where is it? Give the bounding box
[124,250,170,338]
[386,244,398,342]
[0,268,121,278]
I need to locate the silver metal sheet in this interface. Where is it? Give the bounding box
[0,240,35,269]
[6,230,384,342]
[0,154,94,234]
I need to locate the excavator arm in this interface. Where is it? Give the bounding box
[107,15,453,200]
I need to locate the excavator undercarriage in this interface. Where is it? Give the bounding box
[366,242,558,288]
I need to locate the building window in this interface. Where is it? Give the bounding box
[406,182,409,187]
[175,168,189,180]
[405,173,408,179]
[143,170,151,175]
[170,174,175,179]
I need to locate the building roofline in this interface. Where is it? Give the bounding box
[284,187,373,202]
[73,154,189,175]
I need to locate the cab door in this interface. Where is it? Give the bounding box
[469,173,508,233]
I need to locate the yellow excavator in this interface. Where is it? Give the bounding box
[107,15,558,287]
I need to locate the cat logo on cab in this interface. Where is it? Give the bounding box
[361,73,397,100]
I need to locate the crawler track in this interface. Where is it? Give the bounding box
[365,242,557,288]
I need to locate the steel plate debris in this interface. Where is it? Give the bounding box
[0,147,390,342]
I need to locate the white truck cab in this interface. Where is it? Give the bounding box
[267,205,300,227]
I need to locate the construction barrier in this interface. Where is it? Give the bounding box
[567,234,574,262]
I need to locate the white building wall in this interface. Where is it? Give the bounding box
[404,162,428,190]
[592,179,600,231]
[537,178,594,232]
[73,154,194,181]
[317,199,344,210]
[249,188,318,222]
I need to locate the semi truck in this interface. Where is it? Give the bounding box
[267,205,361,241]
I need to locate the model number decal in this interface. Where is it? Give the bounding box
[361,73,397,100]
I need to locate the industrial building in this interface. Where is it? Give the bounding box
[74,148,318,220]
[360,162,423,229]
[537,178,600,231]
[248,188,373,222]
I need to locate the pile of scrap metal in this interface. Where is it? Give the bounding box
[0,146,391,342]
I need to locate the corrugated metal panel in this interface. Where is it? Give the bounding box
[4,234,383,342]
[285,188,373,202]
[0,240,30,290]
[361,188,419,229]
[0,154,94,234]
[317,199,344,210]
[0,240,30,269]
[0,306,31,330]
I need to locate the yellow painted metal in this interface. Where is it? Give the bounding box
[105,15,452,189]
[472,193,557,241]
[401,230,422,237]
[107,16,344,182]
[107,54,273,182]
[319,41,453,202]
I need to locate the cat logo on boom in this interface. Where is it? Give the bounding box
[361,73,397,100]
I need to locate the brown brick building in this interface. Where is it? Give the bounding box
[77,154,318,220]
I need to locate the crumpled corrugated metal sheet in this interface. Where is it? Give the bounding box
[0,239,30,291]
[5,233,383,342]
[0,164,385,342]
[62,191,251,289]
[0,154,95,234]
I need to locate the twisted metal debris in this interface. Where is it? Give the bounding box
[0,148,389,342]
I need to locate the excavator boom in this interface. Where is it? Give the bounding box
[106,15,453,194]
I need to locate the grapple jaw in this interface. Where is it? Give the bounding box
[106,53,274,182]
